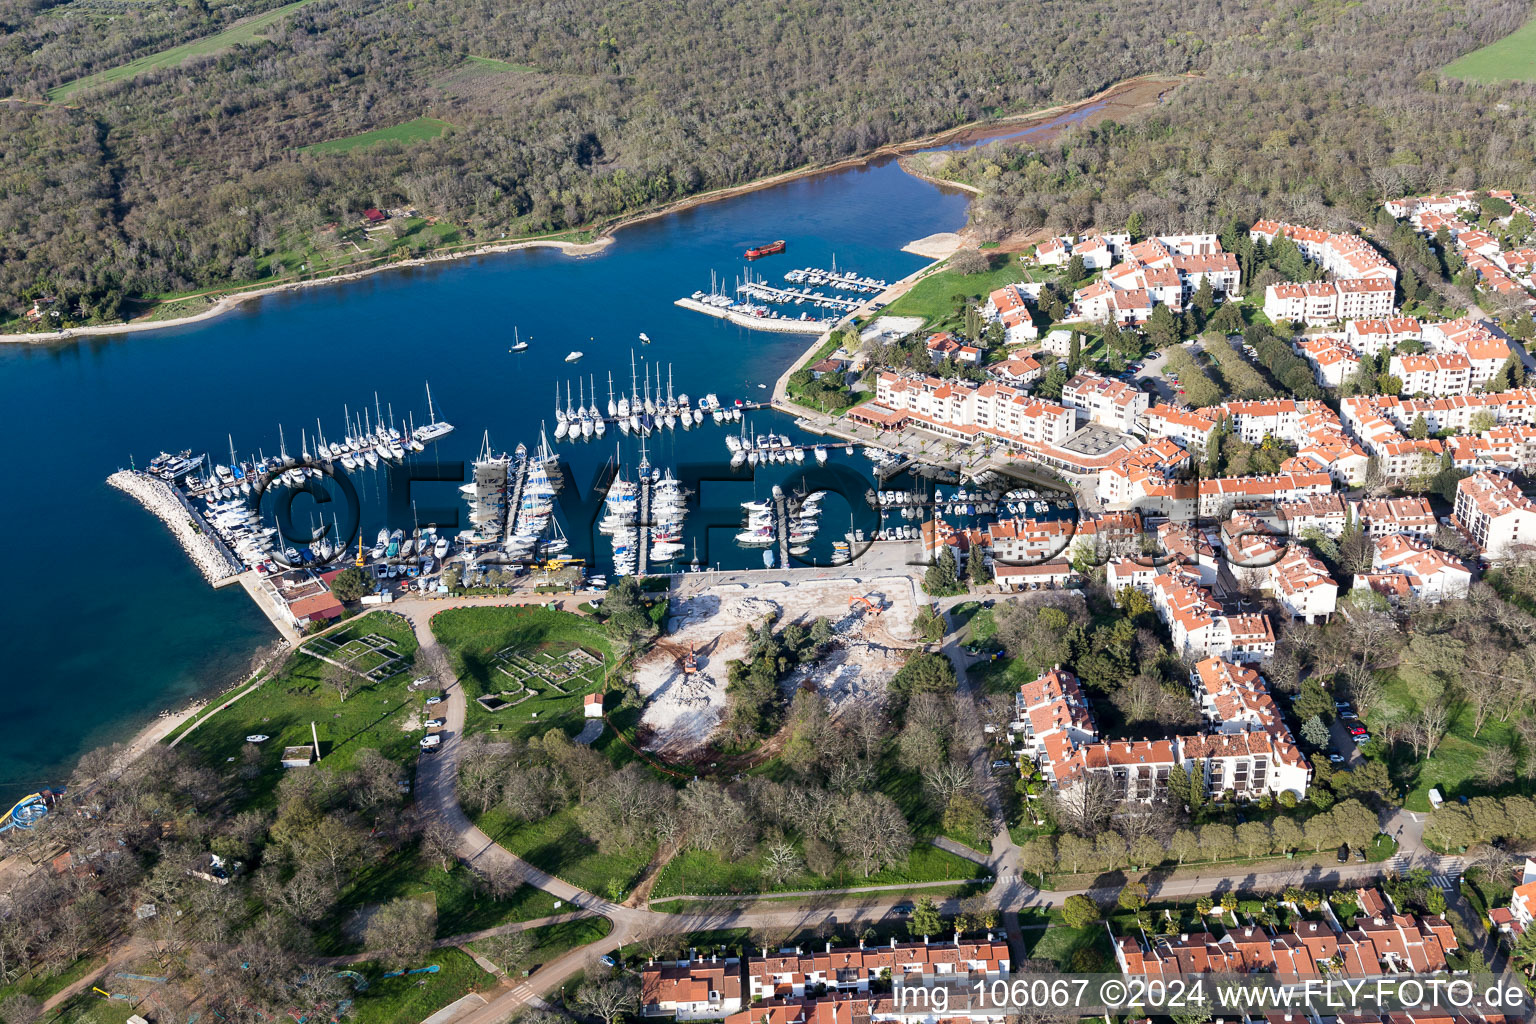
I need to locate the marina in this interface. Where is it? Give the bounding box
[7,120,966,795]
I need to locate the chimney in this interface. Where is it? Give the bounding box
[858,937,865,949]
[826,940,832,953]
[923,935,930,945]
[954,930,962,945]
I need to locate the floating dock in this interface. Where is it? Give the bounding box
[736,280,862,313]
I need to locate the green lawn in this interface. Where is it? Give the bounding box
[1443,17,1536,82]
[174,611,423,808]
[314,842,572,954]
[468,917,614,974]
[881,258,1034,325]
[1367,671,1520,811]
[1024,919,1113,970]
[51,0,319,100]
[345,949,492,1024]
[465,55,538,73]
[473,805,656,899]
[649,841,985,898]
[300,117,455,155]
[429,605,627,750]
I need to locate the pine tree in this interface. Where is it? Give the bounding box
[1192,276,1215,315]
[967,548,989,587]
[1068,331,1082,372]
[1065,254,1086,286]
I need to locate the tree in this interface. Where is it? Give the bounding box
[577,976,638,1024]
[924,547,962,595]
[1295,680,1333,724]
[968,547,990,588]
[910,895,942,937]
[481,931,533,974]
[1118,881,1148,912]
[1192,277,1216,316]
[835,791,912,876]
[1477,746,1517,786]
[1060,894,1100,928]
[362,897,436,968]
[0,996,42,1024]
[329,567,369,603]
[949,249,990,276]
[1068,331,1082,373]
[1065,254,1086,286]
[890,652,957,703]
[322,659,354,704]
[1301,715,1330,748]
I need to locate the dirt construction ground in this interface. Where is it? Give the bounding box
[632,576,922,757]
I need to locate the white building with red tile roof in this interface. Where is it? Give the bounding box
[1354,534,1471,604]
[1493,859,1536,936]
[745,938,1011,1002]
[1389,351,1473,396]
[1061,371,1149,432]
[925,332,982,366]
[1452,470,1536,561]
[1346,317,1422,356]
[1277,492,1349,538]
[642,957,744,1018]
[1196,472,1333,518]
[1012,665,1098,761]
[858,372,1074,448]
[1297,335,1362,388]
[1250,221,1398,283]
[1352,496,1436,539]
[988,353,1042,386]
[1153,568,1275,663]
[1266,543,1338,622]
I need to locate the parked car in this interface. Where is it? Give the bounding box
[892,902,915,917]
[425,695,444,706]
[1349,725,1368,736]
[1340,711,1359,720]
[1353,734,1372,744]
[1329,754,1346,763]
[598,953,617,968]
[1335,701,1351,709]
[990,760,1012,771]
[426,717,446,729]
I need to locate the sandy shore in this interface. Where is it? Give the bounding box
[2,74,1190,347]
[3,236,612,345]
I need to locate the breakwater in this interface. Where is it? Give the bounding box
[108,471,243,584]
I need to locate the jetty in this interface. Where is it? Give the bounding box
[773,487,790,569]
[637,471,653,576]
[674,297,833,334]
[504,452,530,544]
[736,280,862,313]
[108,470,243,584]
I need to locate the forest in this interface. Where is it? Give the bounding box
[2,0,1518,324]
[940,0,1536,249]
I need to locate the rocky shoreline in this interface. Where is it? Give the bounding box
[107,470,243,583]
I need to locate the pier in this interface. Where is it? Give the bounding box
[773,488,790,569]
[674,297,833,334]
[736,280,862,313]
[505,452,530,544]
[637,472,653,576]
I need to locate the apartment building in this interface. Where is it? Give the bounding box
[1264,279,1395,325]
[1352,496,1436,539]
[853,372,1075,447]
[1267,544,1339,622]
[1389,351,1473,396]
[1353,534,1472,604]
[1061,371,1149,431]
[1249,221,1399,283]
[1452,470,1536,561]
[746,938,1011,1002]
[1153,568,1276,663]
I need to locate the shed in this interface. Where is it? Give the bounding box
[363,208,386,223]
[281,745,316,769]
[584,693,604,718]
[289,591,345,626]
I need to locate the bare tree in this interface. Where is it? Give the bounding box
[419,819,460,872]
[1477,746,1517,786]
[577,976,638,1024]
[323,659,354,703]
[1417,701,1451,759]
[362,897,436,968]
[834,792,912,877]
[762,840,803,886]
[1048,772,1117,836]
[921,760,974,807]
[481,931,534,974]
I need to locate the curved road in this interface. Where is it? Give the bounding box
[400,593,1447,1024]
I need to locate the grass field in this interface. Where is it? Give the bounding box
[345,949,491,1024]
[880,258,1035,325]
[465,55,538,73]
[1367,671,1520,811]
[473,805,657,899]
[175,611,423,807]
[429,605,623,746]
[649,841,985,898]
[51,0,318,100]
[300,117,455,155]
[1443,18,1536,83]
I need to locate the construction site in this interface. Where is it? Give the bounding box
[631,576,923,758]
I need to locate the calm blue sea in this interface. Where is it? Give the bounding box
[0,154,972,797]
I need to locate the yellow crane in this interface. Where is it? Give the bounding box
[355,532,366,567]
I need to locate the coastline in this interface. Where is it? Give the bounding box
[2,73,1188,347]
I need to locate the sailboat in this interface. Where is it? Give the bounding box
[606,373,617,419]
[511,328,529,353]
[590,376,605,437]
[639,332,651,344]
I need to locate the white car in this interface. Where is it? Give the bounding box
[425,695,444,706]
[426,717,446,729]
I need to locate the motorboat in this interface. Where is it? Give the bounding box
[565,351,583,362]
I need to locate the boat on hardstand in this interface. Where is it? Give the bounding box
[744,240,786,260]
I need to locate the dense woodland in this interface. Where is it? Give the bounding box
[3,0,1514,323]
[942,0,1536,244]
